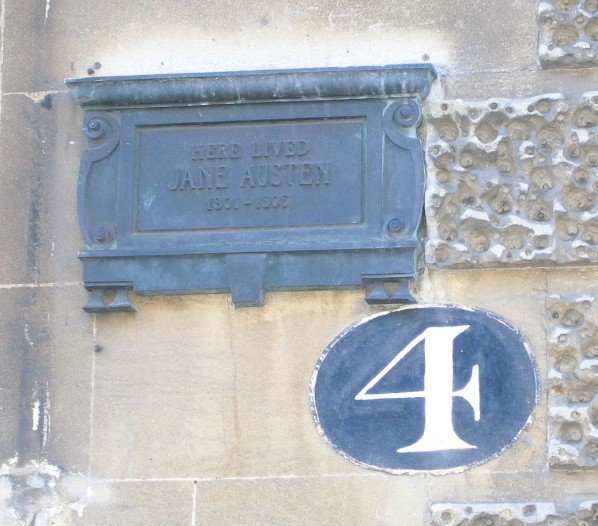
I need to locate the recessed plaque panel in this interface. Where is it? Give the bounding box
[136,119,364,231]
[66,65,436,311]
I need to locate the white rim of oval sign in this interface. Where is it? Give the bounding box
[310,304,539,475]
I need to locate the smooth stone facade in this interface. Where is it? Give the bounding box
[0,0,597,524]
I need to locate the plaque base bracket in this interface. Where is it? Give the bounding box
[80,248,419,310]
[362,275,415,304]
[83,284,136,313]
[225,254,267,307]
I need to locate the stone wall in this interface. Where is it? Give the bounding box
[0,0,597,524]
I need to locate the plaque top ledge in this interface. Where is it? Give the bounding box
[65,63,436,108]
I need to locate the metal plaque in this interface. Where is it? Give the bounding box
[66,65,436,312]
[310,305,538,474]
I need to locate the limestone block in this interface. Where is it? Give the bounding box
[0,91,82,286]
[539,0,598,69]
[546,294,598,469]
[3,0,536,90]
[1,0,56,92]
[0,290,28,461]
[0,95,56,285]
[46,92,88,284]
[43,286,93,473]
[0,461,192,526]
[0,286,92,472]
[73,480,192,525]
[426,93,598,267]
[427,469,598,514]
[91,294,236,478]
[431,501,598,526]
[196,475,427,526]
[226,290,371,477]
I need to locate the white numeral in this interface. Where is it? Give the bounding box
[355,325,480,453]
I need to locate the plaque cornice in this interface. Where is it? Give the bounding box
[65,64,436,108]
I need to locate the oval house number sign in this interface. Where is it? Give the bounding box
[310,305,538,473]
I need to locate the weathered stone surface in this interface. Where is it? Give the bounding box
[91,294,236,478]
[0,286,92,472]
[0,91,82,286]
[0,95,55,285]
[1,0,57,92]
[196,475,427,526]
[0,461,191,526]
[73,480,192,526]
[46,92,88,285]
[431,501,598,526]
[1,0,537,92]
[426,93,598,268]
[0,460,87,526]
[546,294,598,469]
[539,0,598,69]
[227,290,371,477]
[426,471,597,506]
[442,69,598,101]
[0,290,27,462]
[43,286,93,473]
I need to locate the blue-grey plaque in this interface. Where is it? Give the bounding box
[310,305,538,474]
[66,65,436,312]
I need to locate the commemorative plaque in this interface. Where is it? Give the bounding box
[311,305,538,474]
[66,65,436,311]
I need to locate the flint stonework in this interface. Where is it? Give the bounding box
[426,93,598,268]
[547,294,598,470]
[431,501,598,525]
[539,0,598,69]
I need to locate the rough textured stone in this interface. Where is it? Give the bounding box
[539,0,598,69]
[426,93,598,268]
[431,501,598,526]
[546,294,598,470]
[0,460,91,526]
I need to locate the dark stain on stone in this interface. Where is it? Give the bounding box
[41,94,52,110]
[17,291,51,462]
